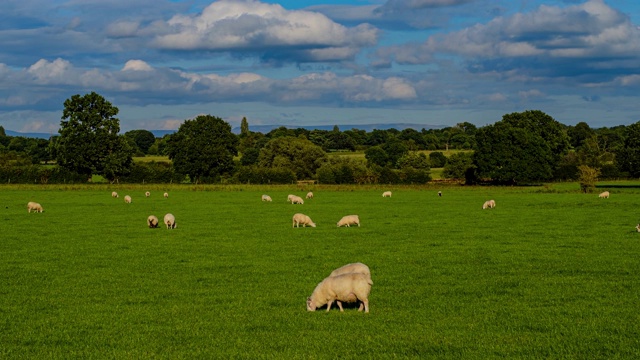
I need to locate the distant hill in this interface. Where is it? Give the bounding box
[2,123,446,139]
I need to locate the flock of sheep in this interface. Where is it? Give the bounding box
[112,191,176,229]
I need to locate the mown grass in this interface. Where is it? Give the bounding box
[1,184,639,358]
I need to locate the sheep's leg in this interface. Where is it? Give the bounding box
[336,301,344,312]
[358,302,364,311]
[363,299,369,313]
[326,300,333,312]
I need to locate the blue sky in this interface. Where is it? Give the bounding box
[0,0,639,133]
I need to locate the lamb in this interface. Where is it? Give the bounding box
[482,199,496,209]
[306,192,314,199]
[262,194,272,202]
[164,213,177,229]
[124,195,132,204]
[382,191,392,197]
[290,195,304,204]
[145,191,150,197]
[27,201,43,213]
[337,215,360,227]
[599,191,610,199]
[147,215,159,228]
[306,273,372,313]
[292,213,316,228]
[111,191,119,198]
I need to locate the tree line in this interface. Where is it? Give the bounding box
[0,92,636,186]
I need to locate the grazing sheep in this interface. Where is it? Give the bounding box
[27,201,43,213]
[599,191,610,199]
[164,213,176,229]
[145,191,150,197]
[291,195,304,204]
[482,200,496,209]
[337,215,360,227]
[636,224,640,233]
[164,192,169,198]
[124,195,132,204]
[306,273,372,313]
[438,191,442,197]
[306,192,314,199]
[262,194,272,202]
[111,191,119,198]
[382,191,392,197]
[329,262,371,280]
[292,213,316,228]
[147,215,159,228]
[287,194,295,203]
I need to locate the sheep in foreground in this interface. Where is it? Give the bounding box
[124,195,132,204]
[337,215,360,227]
[482,200,496,209]
[292,213,316,228]
[164,213,176,229]
[111,191,119,198]
[27,201,43,213]
[262,194,272,202]
[306,273,372,313]
[329,262,371,281]
[147,215,159,228]
[306,192,314,199]
[287,194,296,203]
[382,191,392,197]
[164,192,169,198]
[599,191,610,199]
[291,195,304,204]
[145,191,150,197]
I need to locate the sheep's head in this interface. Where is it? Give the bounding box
[306,297,316,311]
[309,222,316,228]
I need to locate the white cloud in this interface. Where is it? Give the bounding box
[122,60,153,72]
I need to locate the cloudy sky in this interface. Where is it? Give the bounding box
[1,0,639,133]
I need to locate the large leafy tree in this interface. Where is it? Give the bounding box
[615,121,640,177]
[166,115,238,183]
[56,92,133,180]
[258,136,326,179]
[473,110,569,184]
[125,129,156,154]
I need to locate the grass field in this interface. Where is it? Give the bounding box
[1,184,639,358]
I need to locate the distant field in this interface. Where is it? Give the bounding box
[1,184,639,358]
[133,156,171,163]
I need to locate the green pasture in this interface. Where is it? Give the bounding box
[1,184,639,358]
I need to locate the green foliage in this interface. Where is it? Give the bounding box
[258,136,326,180]
[119,161,181,184]
[364,145,388,167]
[567,121,595,149]
[240,117,249,137]
[0,165,87,184]
[56,92,133,179]
[442,152,473,180]
[397,152,430,170]
[166,115,238,183]
[240,147,260,166]
[577,165,600,193]
[474,110,568,184]
[124,129,156,154]
[233,166,296,184]
[429,151,447,168]
[615,121,640,178]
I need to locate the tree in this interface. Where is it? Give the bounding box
[258,136,326,179]
[567,122,594,149]
[55,92,133,180]
[473,110,569,184]
[615,121,640,177]
[429,152,447,168]
[577,165,600,193]
[166,115,238,183]
[125,130,156,154]
[364,146,388,167]
[442,152,473,180]
[240,117,249,137]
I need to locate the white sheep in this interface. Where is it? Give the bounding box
[27,201,43,213]
[287,194,295,203]
[482,199,496,209]
[164,213,176,229]
[145,191,150,197]
[382,191,392,197]
[306,273,372,313]
[147,215,159,228]
[438,191,442,197]
[329,262,371,281]
[124,195,132,204]
[111,191,119,198]
[164,192,169,198]
[292,213,316,228]
[636,224,640,233]
[291,195,304,204]
[306,192,314,199]
[599,191,610,199]
[262,194,272,202]
[337,215,360,227]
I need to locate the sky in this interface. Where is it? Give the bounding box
[0,0,639,133]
